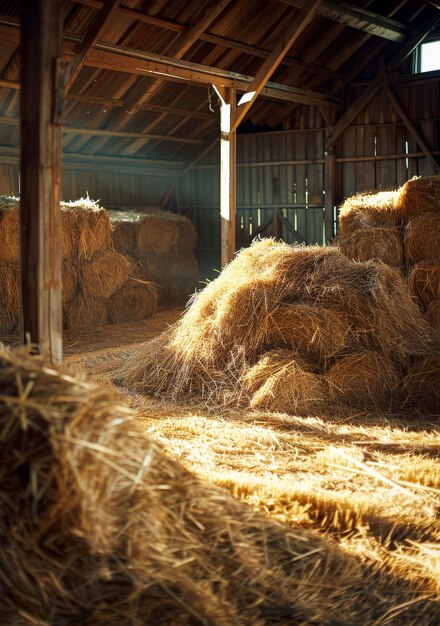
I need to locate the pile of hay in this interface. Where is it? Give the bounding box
[116,239,438,414]
[109,209,198,305]
[1,345,439,625]
[0,197,158,333]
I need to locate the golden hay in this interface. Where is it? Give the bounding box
[81,250,129,299]
[116,240,437,411]
[407,261,440,308]
[327,351,401,409]
[138,252,169,282]
[0,306,17,335]
[111,219,137,255]
[241,349,329,414]
[400,355,440,413]
[395,175,440,222]
[3,347,439,624]
[425,299,440,331]
[136,212,179,256]
[404,214,440,264]
[337,190,400,235]
[265,304,349,362]
[109,279,158,323]
[62,260,77,304]
[0,205,19,261]
[176,215,197,252]
[121,254,144,278]
[65,292,108,329]
[0,260,19,313]
[167,252,199,281]
[62,198,112,260]
[337,227,404,268]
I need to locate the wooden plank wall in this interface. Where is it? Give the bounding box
[335,80,439,203]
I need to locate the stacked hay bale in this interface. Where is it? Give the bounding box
[336,176,440,412]
[0,197,158,333]
[109,209,198,305]
[116,239,438,414]
[335,189,405,271]
[2,345,439,625]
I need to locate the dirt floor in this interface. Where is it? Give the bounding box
[60,307,440,610]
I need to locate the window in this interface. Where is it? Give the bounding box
[414,39,440,73]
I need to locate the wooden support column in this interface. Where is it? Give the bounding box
[216,85,237,267]
[324,149,336,242]
[20,0,64,364]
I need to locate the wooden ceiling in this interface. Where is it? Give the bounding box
[0,0,438,171]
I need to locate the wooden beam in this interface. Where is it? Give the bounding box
[20,0,63,364]
[65,0,120,92]
[73,0,185,31]
[200,32,340,79]
[232,0,323,132]
[165,0,233,59]
[382,82,440,175]
[217,85,237,267]
[279,0,413,41]
[0,116,204,144]
[325,83,380,149]
[324,150,335,241]
[386,12,440,72]
[0,21,340,109]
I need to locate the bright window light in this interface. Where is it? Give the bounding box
[420,40,440,72]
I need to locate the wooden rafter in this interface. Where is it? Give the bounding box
[231,0,323,132]
[382,83,440,174]
[279,0,413,41]
[65,0,120,92]
[0,21,340,110]
[0,116,204,144]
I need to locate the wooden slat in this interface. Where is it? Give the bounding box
[231,0,323,132]
[20,0,63,364]
[383,83,440,175]
[65,0,120,92]
[280,0,413,41]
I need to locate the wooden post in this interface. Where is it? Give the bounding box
[20,0,64,364]
[217,85,237,267]
[324,149,336,242]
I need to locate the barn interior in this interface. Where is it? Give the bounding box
[1,1,440,624]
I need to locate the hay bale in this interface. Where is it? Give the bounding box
[61,198,111,260]
[0,306,18,335]
[400,355,440,412]
[116,240,437,410]
[407,261,440,308]
[327,351,400,409]
[241,349,329,414]
[167,252,198,281]
[65,292,108,329]
[4,346,437,624]
[265,304,349,363]
[424,299,440,331]
[337,190,400,236]
[62,260,77,304]
[176,215,197,253]
[337,227,403,268]
[138,252,169,282]
[136,213,178,256]
[395,175,440,222]
[81,250,129,299]
[0,260,19,313]
[404,214,440,264]
[109,279,158,323]
[122,254,144,279]
[0,204,19,261]
[111,220,137,256]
